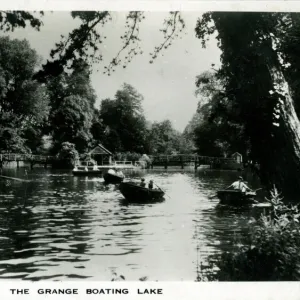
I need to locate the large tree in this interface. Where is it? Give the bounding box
[148,120,179,155]
[98,83,148,153]
[47,60,96,153]
[191,71,249,157]
[195,12,300,196]
[0,36,49,153]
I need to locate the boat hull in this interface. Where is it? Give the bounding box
[217,190,257,206]
[119,182,164,202]
[103,173,124,184]
[72,170,103,176]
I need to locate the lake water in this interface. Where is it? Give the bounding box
[0,167,263,281]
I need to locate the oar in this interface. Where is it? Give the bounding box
[154,183,170,199]
[0,175,29,182]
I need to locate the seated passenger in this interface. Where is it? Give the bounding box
[140,178,146,187]
[227,176,252,193]
[116,170,124,177]
[148,180,154,189]
[108,168,116,175]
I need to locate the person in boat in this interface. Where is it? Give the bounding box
[108,168,116,175]
[148,180,154,189]
[140,178,146,187]
[116,169,124,177]
[227,176,252,193]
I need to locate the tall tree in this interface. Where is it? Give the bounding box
[195,12,300,196]
[192,71,248,157]
[0,36,49,153]
[99,83,148,153]
[148,120,180,154]
[47,60,96,153]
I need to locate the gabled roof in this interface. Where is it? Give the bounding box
[232,152,242,157]
[89,144,112,155]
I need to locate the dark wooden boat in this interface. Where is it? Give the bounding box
[103,172,124,184]
[217,190,257,206]
[119,182,164,202]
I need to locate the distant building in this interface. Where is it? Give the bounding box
[231,152,243,164]
[87,144,113,165]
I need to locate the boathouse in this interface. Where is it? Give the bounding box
[231,152,243,164]
[87,144,113,165]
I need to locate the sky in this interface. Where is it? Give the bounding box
[4,11,221,132]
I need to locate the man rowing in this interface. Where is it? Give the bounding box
[227,176,252,193]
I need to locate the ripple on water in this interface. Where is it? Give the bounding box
[0,169,258,281]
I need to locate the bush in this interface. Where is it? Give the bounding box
[56,142,79,168]
[199,188,300,281]
[114,151,141,162]
[138,154,152,168]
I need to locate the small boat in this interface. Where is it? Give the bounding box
[103,172,124,184]
[217,190,257,206]
[119,182,165,202]
[72,160,102,176]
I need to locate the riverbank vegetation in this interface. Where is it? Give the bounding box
[2,11,300,195]
[198,188,300,281]
[0,38,195,160]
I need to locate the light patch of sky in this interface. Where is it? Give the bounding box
[3,11,221,132]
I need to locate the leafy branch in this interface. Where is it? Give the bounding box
[150,12,185,63]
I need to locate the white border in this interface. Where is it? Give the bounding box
[2,282,300,299]
[1,1,300,299]
[0,0,300,12]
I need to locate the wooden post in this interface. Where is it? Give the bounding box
[30,162,34,170]
[17,160,20,169]
[164,156,168,169]
[181,156,184,169]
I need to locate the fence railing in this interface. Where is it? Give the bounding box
[149,155,239,164]
[0,153,54,162]
[114,161,133,166]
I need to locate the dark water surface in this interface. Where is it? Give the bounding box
[0,167,262,281]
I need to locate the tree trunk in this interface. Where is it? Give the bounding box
[266,65,300,197]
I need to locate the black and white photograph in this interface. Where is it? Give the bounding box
[0,7,299,283]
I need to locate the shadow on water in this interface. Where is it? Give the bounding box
[0,166,266,281]
[119,197,166,206]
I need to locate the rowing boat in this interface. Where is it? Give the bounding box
[103,172,124,184]
[217,190,257,205]
[119,182,164,202]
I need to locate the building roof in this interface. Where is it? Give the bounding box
[88,144,112,156]
[232,152,242,157]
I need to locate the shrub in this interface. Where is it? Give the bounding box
[114,152,141,162]
[199,188,300,281]
[56,142,79,168]
[139,154,152,168]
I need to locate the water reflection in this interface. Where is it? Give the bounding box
[0,167,263,281]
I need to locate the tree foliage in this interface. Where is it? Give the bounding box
[0,36,49,153]
[195,12,300,195]
[191,71,249,157]
[0,11,43,32]
[200,188,300,281]
[47,60,96,153]
[97,83,148,153]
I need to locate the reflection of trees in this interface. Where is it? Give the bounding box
[0,170,99,279]
[193,204,255,281]
[189,170,259,281]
